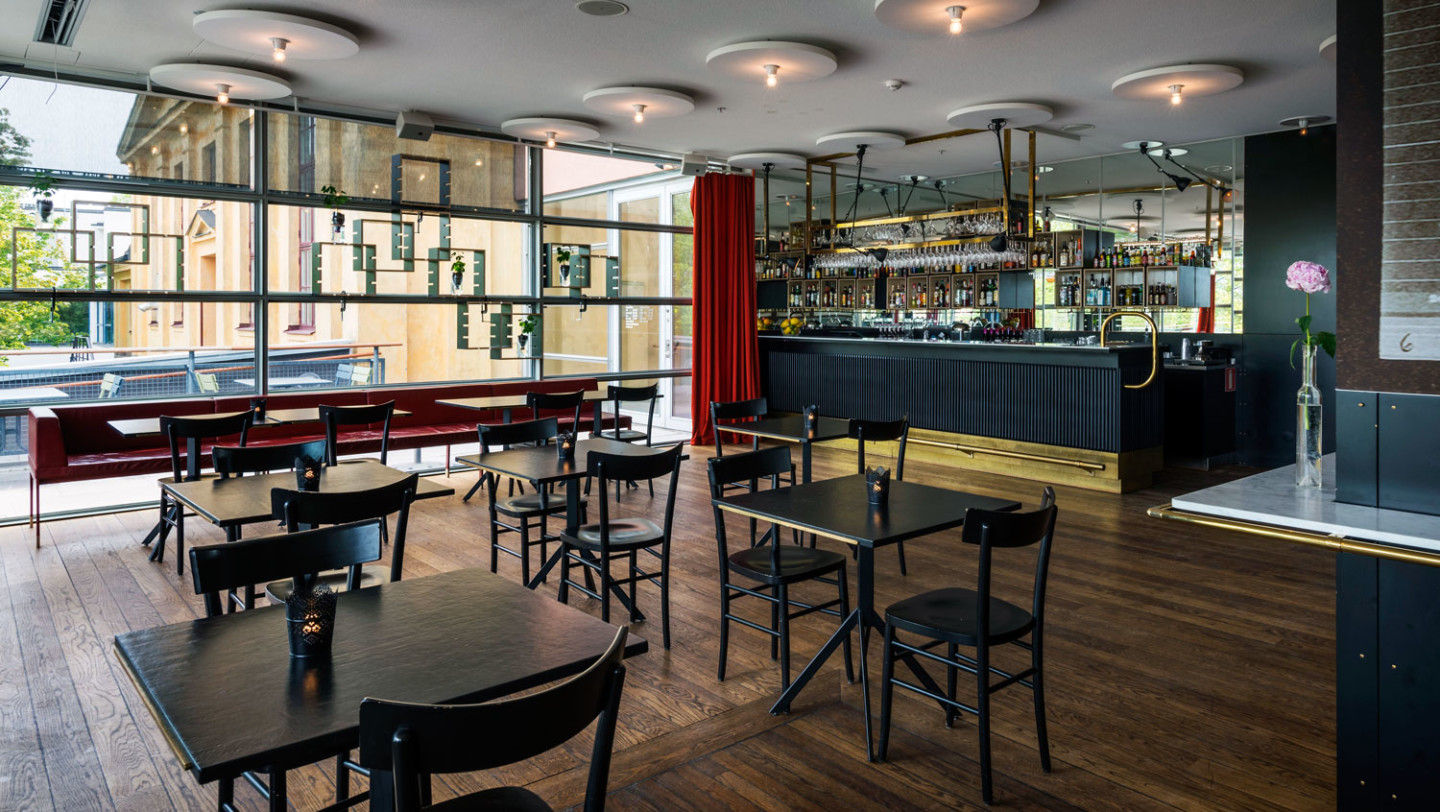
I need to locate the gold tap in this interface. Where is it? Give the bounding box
[1098,310,1158,389]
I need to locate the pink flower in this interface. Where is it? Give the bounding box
[1286,261,1332,294]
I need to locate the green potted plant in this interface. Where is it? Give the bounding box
[517,313,538,353]
[450,253,465,293]
[555,247,572,286]
[321,184,349,243]
[31,172,55,222]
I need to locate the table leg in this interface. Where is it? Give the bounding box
[801,440,813,484]
[593,401,603,435]
[526,478,579,589]
[187,437,201,481]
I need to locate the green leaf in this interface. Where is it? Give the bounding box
[1316,331,1336,358]
[1289,337,1301,369]
[1296,314,1312,333]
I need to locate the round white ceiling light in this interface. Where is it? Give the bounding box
[149,64,292,102]
[1120,139,1164,151]
[873,0,1040,35]
[500,117,601,146]
[582,87,695,120]
[706,41,838,87]
[1112,64,1244,105]
[576,0,629,16]
[192,10,359,61]
[728,152,810,170]
[946,101,1053,129]
[1279,114,1332,134]
[815,131,907,151]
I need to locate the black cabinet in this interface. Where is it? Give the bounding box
[1162,363,1236,466]
[998,271,1036,310]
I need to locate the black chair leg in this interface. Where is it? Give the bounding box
[838,567,854,683]
[660,554,670,650]
[218,777,234,811]
[335,752,349,803]
[627,552,639,624]
[717,586,730,681]
[599,555,611,624]
[558,550,571,604]
[519,520,531,585]
[175,509,185,577]
[488,509,500,573]
[1033,638,1052,773]
[946,642,959,728]
[769,586,780,661]
[778,582,791,690]
[878,623,896,761]
[896,540,908,576]
[977,646,994,806]
[268,768,286,812]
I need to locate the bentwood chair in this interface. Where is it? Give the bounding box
[477,418,580,584]
[149,411,254,576]
[877,487,1058,805]
[598,383,660,499]
[213,440,327,480]
[188,520,384,812]
[849,417,912,575]
[559,445,683,649]
[707,447,853,691]
[320,401,395,466]
[357,628,628,812]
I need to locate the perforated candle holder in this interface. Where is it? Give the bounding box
[557,432,577,461]
[285,584,337,658]
[866,466,891,506]
[249,397,267,421]
[803,404,819,440]
[294,456,322,491]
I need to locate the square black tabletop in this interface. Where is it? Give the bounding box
[714,475,1021,548]
[162,460,452,528]
[455,436,668,484]
[114,567,648,783]
[718,415,851,443]
[108,412,253,438]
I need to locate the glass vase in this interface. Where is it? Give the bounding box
[1295,344,1322,489]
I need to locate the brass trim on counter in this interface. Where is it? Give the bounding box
[1099,310,1158,389]
[1148,503,1440,569]
[907,436,1106,472]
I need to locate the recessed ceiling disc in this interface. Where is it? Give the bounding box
[148,63,292,100]
[946,101,1053,129]
[705,41,838,83]
[1150,146,1187,157]
[728,152,809,170]
[193,10,359,60]
[1120,139,1164,151]
[500,117,601,143]
[1319,35,1337,61]
[1279,115,1332,128]
[1112,64,1245,100]
[582,86,695,118]
[873,0,1040,34]
[815,131,906,151]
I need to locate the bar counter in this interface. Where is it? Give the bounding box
[758,334,1165,491]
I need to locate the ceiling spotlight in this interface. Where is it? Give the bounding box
[271,37,289,63]
[948,5,965,34]
[545,131,557,148]
[150,145,159,155]
[216,83,230,105]
[1169,84,1184,106]
[632,104,646,124]
[178,123,188,135]
[764,64,779,88]
[474,158,483,166]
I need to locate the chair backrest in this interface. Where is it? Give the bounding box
[848,417,910,480]
[607,383,658,445]
[161,411,254,481]
[193,371,220,394]
[963,487,1058,640]
[709,397,767,457]
[99,373,123,398]
[270,473,419,583]
[213,440,327,478]
[589,445,684,548]
[320,401,395,465]
[528,390,584,428]
[188,520,383,617]
[351,364,373,385]
[477,417,558,451]
[335,363,354,386]
[359,628,628,812]
[707,446,792,553]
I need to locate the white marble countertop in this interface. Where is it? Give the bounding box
[1172,455,1440,554]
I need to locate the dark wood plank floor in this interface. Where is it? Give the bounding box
[0,446,1335,811]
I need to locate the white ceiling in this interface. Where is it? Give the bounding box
[2,0,1335,185]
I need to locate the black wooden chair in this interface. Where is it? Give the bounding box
[320,401,395,466]
[877,487,1058,805]
[478,418,582,584]
[849,416,912,575]
[599,383,660,499]
[188,520,384,811]
[266,473,419,604]
[559,445,683,649]
[709,397,795,491]
[357,627,628,812]
[213,439,326,479]
[528,390,585,434]
[148,411,254,576]
[707,447,853,690]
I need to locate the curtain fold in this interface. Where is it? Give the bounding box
[1197,272,1217,333]
[689,173,758,446]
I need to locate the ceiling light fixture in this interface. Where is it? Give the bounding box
[178,123,188,135]
[545,131,557,148]
[948,5,965,34]
[632,104,646,123]
[271,37,289,62]
[1169,84,1183,106]
[764,64,779,88]
[216,83,230,104]
[1279,114,1332,136]
[1138,141,1192,191]
[988,118,1011,252]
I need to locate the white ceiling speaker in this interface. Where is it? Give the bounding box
[192,10,359,61]
[679,153,711,177]
[705,41,838,86]
[396,111,434,141]
[728,152,809,171]
[500,117,601,145]
[1111,64,1245,104]
[148,63,292,102]
[945,102,1053,129]
[873,0,1040,35]
[1319,34,1337,62]
[815,131,907,152]
[582,87,695,120]
[576,0,629,16]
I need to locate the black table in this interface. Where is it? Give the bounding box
[163,459,452,542]
[114,567,648,811]
[717,415,850,483]
[438,392,615,433]
[714,475,1019,759]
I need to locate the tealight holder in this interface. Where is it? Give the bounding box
[803,404,819,440]
[294,456,322,491]
[285,582,337,658]
[249,397,267,421]
[556,432,577,461]
[866,465,891,506]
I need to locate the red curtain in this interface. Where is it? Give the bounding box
[1197,273,1217,333]
[689,172,759,447]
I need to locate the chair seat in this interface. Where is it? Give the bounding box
[495,492,579,517]
[264,564,386,604]
[428,785,553,812]
[565,518,664,550]
[885,587,1035,646]
[729,545,847,584]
